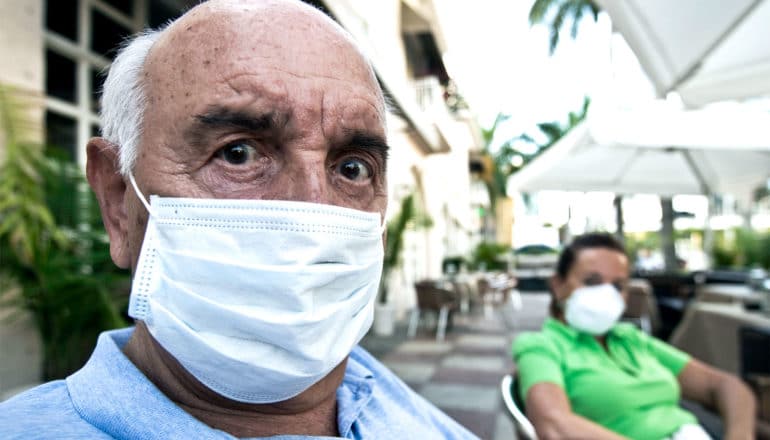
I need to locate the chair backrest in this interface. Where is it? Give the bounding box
[414,281,457,310]
[500,374,538,440]
[450,280,472,298]
[477,277,492,295]
[622,278,661,335]
[740,325,770,379]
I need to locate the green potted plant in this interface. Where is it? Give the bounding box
[0,84,130,382]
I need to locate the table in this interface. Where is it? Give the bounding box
[696,283,766,305]
[670,302,770,375]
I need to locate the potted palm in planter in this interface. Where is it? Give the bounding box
[373,193,431,336]
[0,84,130,382]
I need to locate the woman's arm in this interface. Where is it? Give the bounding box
[526,382,629,440]
[678,358,757,440]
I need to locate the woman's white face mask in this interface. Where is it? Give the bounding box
[563,284,625,335]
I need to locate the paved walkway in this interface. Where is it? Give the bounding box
[360,292,551,440]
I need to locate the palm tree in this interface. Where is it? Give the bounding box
[528,0,601,54]
[479,113,511,211]
[477,98,590,245]
[498,96,590,177]
[379,193,432,304]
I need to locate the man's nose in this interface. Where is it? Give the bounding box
[280,159,332,205]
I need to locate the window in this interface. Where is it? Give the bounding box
[43,0,187,166]
[46,49,78,103]
[45,111,78,161]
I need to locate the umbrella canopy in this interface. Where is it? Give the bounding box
[596,0,770,108]
[508,104,770,204]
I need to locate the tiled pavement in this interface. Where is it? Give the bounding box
[360,292,551,440]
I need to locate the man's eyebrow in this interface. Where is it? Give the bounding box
[347,131,390,161]
[193,107,275,133]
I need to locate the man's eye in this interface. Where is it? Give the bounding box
[337,158,371,181]
[216,142,257,165]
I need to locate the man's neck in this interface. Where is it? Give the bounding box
[122,322,343,438]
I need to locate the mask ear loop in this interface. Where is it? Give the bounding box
[128,173,154,216]
[379,203,389,235]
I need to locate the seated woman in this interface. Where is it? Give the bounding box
[512,233,756,440]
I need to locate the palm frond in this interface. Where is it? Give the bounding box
[528,0,602,55]
[482,113,511,149]
[380,193,431,303]
[549,2,571,54]
[537,121,565,143]
[528,0,556,25]
[588,0,601,21]
[570,1,585,39]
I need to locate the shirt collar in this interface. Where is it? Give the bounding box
[543,317,581,341]
[66,328,376,439]
[336,346,375,437]
[67,328,229,439]
[543,317,630,342]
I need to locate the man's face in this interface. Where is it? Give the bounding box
[112,1,388,269]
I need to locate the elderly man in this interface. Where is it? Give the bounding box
[0,1,477,438]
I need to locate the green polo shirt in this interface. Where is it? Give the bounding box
[512,318,697,440]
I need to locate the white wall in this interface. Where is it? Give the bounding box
[0,0,45,398]
[0,298,43,400]
[329,0,480,317]
[384,113,427,317]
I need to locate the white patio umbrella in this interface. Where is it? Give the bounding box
[596,0,770,108]
[508,104,770,204]
[508,103,770,270]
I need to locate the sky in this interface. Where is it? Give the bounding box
[433,0,654,149]
[429,0,716,250]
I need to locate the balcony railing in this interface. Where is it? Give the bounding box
[412,76,468,116]
[412,76,445,115]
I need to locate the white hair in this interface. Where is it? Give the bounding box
[99,30,163,176]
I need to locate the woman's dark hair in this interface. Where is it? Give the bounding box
[556,232,627,279]
[550,233,627,316]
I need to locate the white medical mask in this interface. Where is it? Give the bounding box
[563,283,625,335]
[127,174,384,403]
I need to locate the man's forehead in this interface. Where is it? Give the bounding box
[146,0,370,78]
[141,0,382,114]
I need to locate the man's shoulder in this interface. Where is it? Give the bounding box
[0,381,111,439]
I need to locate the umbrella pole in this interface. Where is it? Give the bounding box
[703,195,715,270]
[660,197,679,272]
[614,194,625,243]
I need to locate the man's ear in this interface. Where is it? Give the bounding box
[86,138,131,269]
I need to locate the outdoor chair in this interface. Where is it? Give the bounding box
[500,373,537,440]
[449,280,473,314]
[477,274,520,318]
[501,373,726,440]
[408,280,459,342]
[621,278,661,335]
[740,326,770,424]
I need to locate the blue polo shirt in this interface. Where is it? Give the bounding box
[0,328,477,439]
